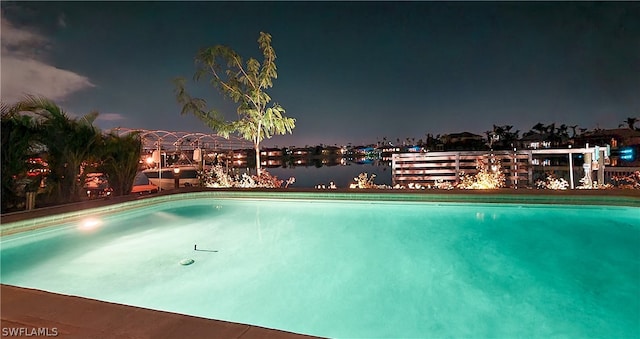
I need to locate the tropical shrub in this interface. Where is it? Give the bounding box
[349,173,392,189]
[535,174,569,190]
[350,172,377,189]
[1,109,39,212]
[610,171,640,189]
[205,164,235,188]
[458,157,505,189]
[434,179,455,190]
[204,165,293,189]
[97,132,142,196]
[13,96,102,204]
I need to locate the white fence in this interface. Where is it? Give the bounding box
[604,167,639,182]
[391,151,531,187]
[391,147,627,188]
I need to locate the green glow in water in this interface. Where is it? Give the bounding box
[2,199,639,338]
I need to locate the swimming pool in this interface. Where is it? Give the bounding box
[1,192,639,338]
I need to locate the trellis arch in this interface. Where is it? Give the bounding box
[108,128,251,152]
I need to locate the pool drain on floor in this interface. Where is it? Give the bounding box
[180,258,195,266]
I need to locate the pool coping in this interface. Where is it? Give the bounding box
[2,188,639,237]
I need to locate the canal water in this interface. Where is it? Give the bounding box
[267,161,391,188]
[135,161,392,189]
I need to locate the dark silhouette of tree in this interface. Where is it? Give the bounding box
[13,96,101,204]
[524,122,547,137]
[489,124,519,150]
[97,132,142,196]
[569,125,579,138]
[623,117,638,130]
[1,104,39,212]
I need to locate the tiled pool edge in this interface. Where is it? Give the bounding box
[2,190,639,236]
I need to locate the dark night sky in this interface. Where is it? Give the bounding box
[2,1,639,147]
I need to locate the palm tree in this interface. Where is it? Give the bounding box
[97,132,142,196]
[524,122,546,137]
[489,124,519,150]
[1,103,40,212]
[532,122,546,134]
[485,130,495,147]
[543,123,562,146]
[15,96,101,204]
[556,124,570,146]
[556,124,567,137]
[623,117,638,130]
[545,123,556,135]
[569,125,579,138]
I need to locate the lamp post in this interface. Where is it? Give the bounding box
[152,141,163,192]
[174,167,181,189]
[568,145,574,189]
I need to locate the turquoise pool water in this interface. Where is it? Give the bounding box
[1,197,639,338]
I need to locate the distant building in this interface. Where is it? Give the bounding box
[351,145,374,154]
[573,128,640,167]
[519,133,553,149]
[291,148,310,157]
[518,130,572,149]
[260,148,284,158]
[574,128,640,148]
[320,145,342,156]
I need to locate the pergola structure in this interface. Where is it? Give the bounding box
[109,129,254,180]
[109,128,251,153]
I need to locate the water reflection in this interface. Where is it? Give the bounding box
[267,160,391,189]
[135,157,392,189]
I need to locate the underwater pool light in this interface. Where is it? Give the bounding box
[78,217,102,231]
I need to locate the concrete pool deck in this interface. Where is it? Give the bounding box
[1,284,315,338]
[2,188,639,337]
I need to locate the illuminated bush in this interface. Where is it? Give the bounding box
[350,172,377,189]
[457,156,505,189]
[205,164,235,188]
[434,179,454,190]
[608,171,639,189]
[350,173,391,189]
[535,174,569,190]
[576,176,612,190]
[251,170,291,188]
[204,165,293,188]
